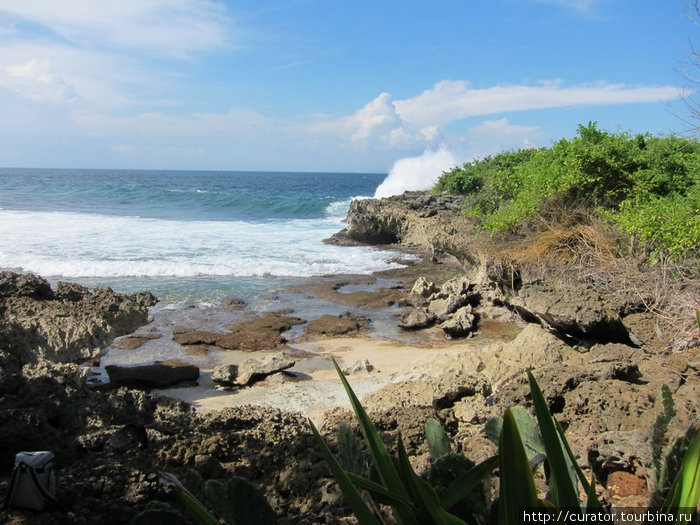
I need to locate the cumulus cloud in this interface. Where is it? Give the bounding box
[394,80,685,128]
[348,92,398,142]
[0,0,230,57]
[0,58,80,104]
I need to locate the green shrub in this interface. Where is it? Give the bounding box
[433,123,700,260]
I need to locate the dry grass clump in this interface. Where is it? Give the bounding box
[476,204,699,351]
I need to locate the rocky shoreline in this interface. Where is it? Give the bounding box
[1,191,698,524]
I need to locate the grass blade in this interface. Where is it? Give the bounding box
[331,359,407,499]
[527,371,580,509]
[498,408,542,525]
[663,428,700,511]
[440,455,498,510]
[309,419,382,525]
[159,472,220,525]
[346,471,415,511]
[396,435,467,525]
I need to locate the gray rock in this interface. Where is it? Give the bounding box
[441,305,475,338]
[0,271,53,299]
[410,277,438,298]
[211,364,239,386]
[343,359,375,375]
[236,353,295,386]
[55,281,91,302]
[398,307,436,330]
[426,293,466,321]
[439,276,470,297]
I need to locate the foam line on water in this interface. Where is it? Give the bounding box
[0,209,406,278]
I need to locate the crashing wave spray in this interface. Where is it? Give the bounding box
[374,149,456,198]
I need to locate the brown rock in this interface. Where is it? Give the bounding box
[112,332,162,350]
[303,313,369,337]
[606,471,648,498]
[105,359,199,388]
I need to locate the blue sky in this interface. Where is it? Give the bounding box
[0,0,696,176]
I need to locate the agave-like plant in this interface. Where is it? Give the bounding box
[311,361,610,524]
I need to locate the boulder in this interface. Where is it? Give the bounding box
[211,364,239,386]
[106,359,199,389]
[440,305,476,338]
[426,293,466,321]
[410,277,438,298]
[236,353,295,386]
[509,281,631,343]
[397,307,436,330]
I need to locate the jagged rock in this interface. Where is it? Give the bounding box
[55,281,91,302]
[588,430,652,480]
[397,307,436,330]
[439,275,470,297]
[211,364,239,386]
[441,305,475,338]
[236,353,295,386]
[106,359,199,389]
[426,293,466,321]
[220,296,245,310]
[0,272,157,365]
[508,281,632,343]
[410,277,438,298]
[0,271,53,299]
[343,359,375,375]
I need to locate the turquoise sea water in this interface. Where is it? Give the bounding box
[0,168,407,305]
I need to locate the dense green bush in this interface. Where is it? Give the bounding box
[433,123,700,259]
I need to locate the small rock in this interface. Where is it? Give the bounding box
[220,296,245,310]
[211,364,239,386]
[397,307,436,330]
[236,353,295,386]
[343,359,375,375]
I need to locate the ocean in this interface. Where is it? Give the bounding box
[0,168,416,372]
[0,167,408,304]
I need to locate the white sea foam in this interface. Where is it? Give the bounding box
[0,209,406,278]
[374,149,456,198]
[324,195,369,220]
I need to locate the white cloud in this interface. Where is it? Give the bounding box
[348,92,398,142]
[394,80,685,129]
[0,58,80,104]
[0,0,230,57]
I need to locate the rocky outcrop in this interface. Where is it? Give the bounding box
[0,271,157,368]
[399,275,479,337]
[329,191,480,262]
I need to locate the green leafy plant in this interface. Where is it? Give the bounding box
[159,470,277,525]
[312,361,610,524]
[433,124,700,260]
[310,359,497,524]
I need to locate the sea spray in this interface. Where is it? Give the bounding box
[374,149,456,198]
